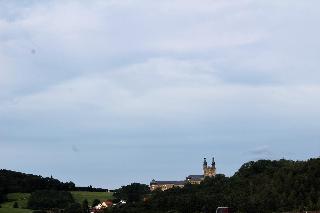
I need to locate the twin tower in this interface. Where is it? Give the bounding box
[203,157,216,177]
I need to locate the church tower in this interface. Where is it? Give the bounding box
[203,157,208,170]
[203,157,216,177]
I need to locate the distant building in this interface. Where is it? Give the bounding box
[150,157,216,191]
[186,175,204,184]
[203,157,216,178]
[150,180,185,191]
[91,200,113,213]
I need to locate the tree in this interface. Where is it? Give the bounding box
[92,199,100,207]
[0,189,7,203]
[317,197,320,210]
[113,183,150,203]
[13,202,19,208]
[65,203,82,213]
[28,190,75,210]
[0,169,76,193]
[118,158,320,213]
[82,199,89,213]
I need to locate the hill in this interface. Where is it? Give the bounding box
[1,158,319,213]
[111,157,320,213]
[0,169,107,194]
[0,169,75,194]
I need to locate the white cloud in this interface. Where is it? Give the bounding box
[2,58,320,130]
[1,0,320,187]
[1,0,319,97]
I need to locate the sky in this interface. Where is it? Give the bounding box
[0,0,320,189]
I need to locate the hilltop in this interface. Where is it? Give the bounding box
[113,157,320,213]
[0,169,106,194]
[1,157,319,213]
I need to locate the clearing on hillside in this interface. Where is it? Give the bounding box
[71,191,113,205]
[1,193,30,209]
[0,208,32,213]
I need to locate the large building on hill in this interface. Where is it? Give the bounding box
[150,157,216,191]
[149,180,185,191]
[203,157,216,177]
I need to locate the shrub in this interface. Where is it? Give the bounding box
[28,190,74,210]
[92,199,101,207]
[13,202,19,208]
[64,202,82,213]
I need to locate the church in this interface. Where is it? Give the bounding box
[150,157,216,191]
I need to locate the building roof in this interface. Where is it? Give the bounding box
[150,180,186,185]
[186,175,204,180]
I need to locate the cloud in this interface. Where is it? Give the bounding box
[1,0,319,104]
[249,145,272,156]
[1,0,320,188]
[2,57,320,142]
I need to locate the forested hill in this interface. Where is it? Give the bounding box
[143,157,320,213]
[0,169,76,193]
[108,158,320,213]
[1,158,319,212]
[0,169,106,194]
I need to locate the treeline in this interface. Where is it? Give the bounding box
[0,169,107,195]
[74,186,107,192]
[28,190,75,210]
[109,158,320,213]
[0,169,75,194]
[28,190,91,213]
[1,158,319,212]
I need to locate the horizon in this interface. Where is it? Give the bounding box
[1,156,318,190]
[1,0,320,189]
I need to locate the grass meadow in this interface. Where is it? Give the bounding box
[0,208,32,213]
[0,191,113,212]
[71,191,113,205]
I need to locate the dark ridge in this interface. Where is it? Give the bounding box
[0,169,106,193]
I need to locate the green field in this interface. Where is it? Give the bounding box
[71,191,113,205]
[1,193,30,209]
[0,191,112,212]
[0,208,32,213]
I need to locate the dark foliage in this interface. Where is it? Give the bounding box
[92,199,101,207]
[108,158,320,213]
[113,183,150,203]
[28,190,75,210]
[227,158,320,212]
[82,199,89,213]
[74,186,107,192]
[13,201,19,208]
[0,169,107,194]
[64,202,82,213]
[0,189,6,203]
[0,169,76,193]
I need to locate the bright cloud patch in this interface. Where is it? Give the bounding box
[0,0,319,188]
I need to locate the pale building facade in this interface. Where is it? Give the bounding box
[150,157,216,191]
[150,180,185,191]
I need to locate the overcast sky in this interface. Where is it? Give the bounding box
[0,0,320,189]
